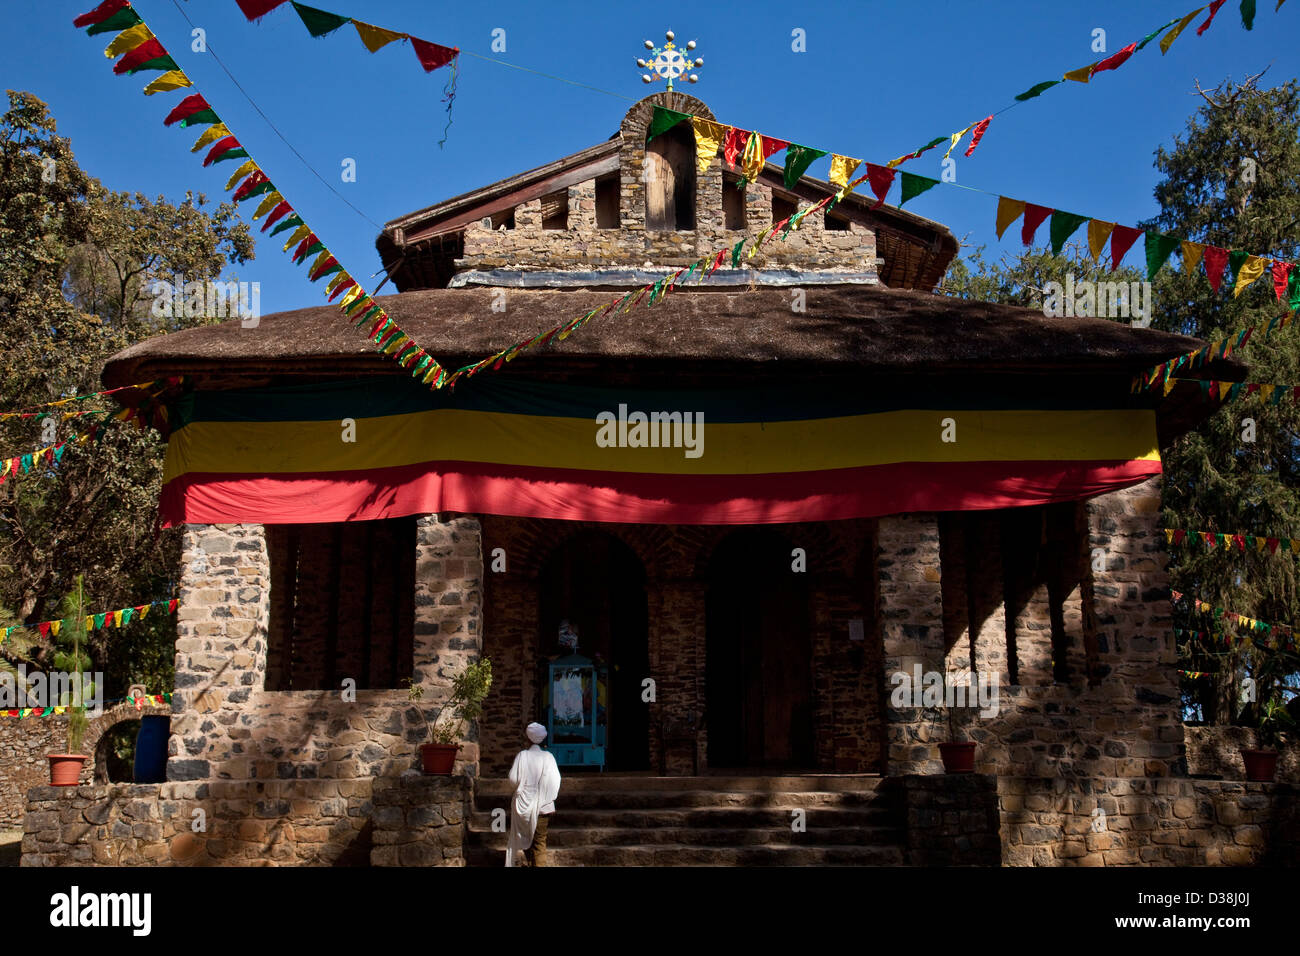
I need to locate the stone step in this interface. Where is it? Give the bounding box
[468,806,894,830]
[465,843,906,867]
[465,824,902,849]
[473,789,892,811]
[474,774,885,795]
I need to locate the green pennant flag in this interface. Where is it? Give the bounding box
[292,2,352,38]
[1137,15,1184,50]
[1049,211,1089,255]
[730,239,746,267]
[1240,0,1257,29]
[1288,269,1300,309]
[899,172,939,207]
[93,613,107,630]
[1015,80,1060,101]
[179,110,220,128]
[121,607,135,626]
[269,215,305,238]
[296,241,326,264]
[646,106,692,143]
[52,444,66,464]
[1228,249,1250,285]
[783,144,828,189]
[1145,231,1181,279]
[86,7,143,36]
[649,275,668,303]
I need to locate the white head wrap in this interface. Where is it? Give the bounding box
[526,722,548,744]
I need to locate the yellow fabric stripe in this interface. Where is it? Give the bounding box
[163,408,1160,481]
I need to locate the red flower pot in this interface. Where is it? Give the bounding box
[419,743,460,775]
[48,754,88,787]
[939,742,976,774]
[1241,748,1278,782]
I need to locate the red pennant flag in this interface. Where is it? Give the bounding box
[73,0,130,28]
[865,163,896,208]
[1269,538,1281,554]
[38,622,50,638]
[1273,261,1293,301]
[261,201,293,232]
[1197,0,1228,35]
[722,128,749,167]
[760,136,789,160]
[964,116,993,157]
[231,170,269,202]
[1202,532,1215,547]
[1092,41,1136,75]
[328,278,357,302]
[1203,246,1229,292]
[202,136,242,167]
[292,233,320,262]
[309,255,339,281]
[168,598,178,613]
[1173,529,1187,545]
[163,94,210,127]
[1172,589,1183,601]
[236,0,290,19]
[1021,204,1053,246]
[1235,535,1246,552]
[1109,225,1143,270]
[114,37,169,74]
[411,37,458,72]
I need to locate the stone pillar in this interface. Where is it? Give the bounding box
[170,523,270,781]
[513,198,541,231]
[878,514,946,775]
[414,515,485,776]
[568,180,596,230]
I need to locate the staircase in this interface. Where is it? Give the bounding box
[465,774,905,866]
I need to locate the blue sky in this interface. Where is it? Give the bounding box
[6,0,1299,314]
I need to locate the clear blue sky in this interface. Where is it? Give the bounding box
[6,0,1299,314]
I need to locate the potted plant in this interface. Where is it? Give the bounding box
[937,669,977,773]
[49,577,91,786]
[1242,695,1293,782]
[408,658,492,775]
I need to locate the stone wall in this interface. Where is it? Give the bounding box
[21,778,375,866]
[1185,726,1300,783]
[880,478,1182,780]
[478,516,883,776]
[880,773,1003,865]
[371,772,467,866]
[1,701,170,831]
[999,776,1300,866]
[458,92,878,277]
[170,515,484,783]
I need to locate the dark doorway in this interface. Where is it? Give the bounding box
[706,529,813,769]
[539,531,650,770]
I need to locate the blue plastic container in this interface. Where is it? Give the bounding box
[133,714,171,783]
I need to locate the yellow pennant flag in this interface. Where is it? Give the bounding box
[829,155,862,191]
[1161,8,1205,54]
[84,616,93,632]
[309,249,334,274]
[1163,378,1177,397]
[340,285,366,309]
[1164,528,1176,544]
[143,70,192,95]
[252,191,284,221]
[747,226,774,258]
[139,605,150,620]
[224,160,259,192]
[1233,255,1268,297]
[352,20,406,53]
[191,123,232,153]
[1088,220,1116,260]
[1260,384,1276,403]
[1063,63,1094,83]
[944,126,973,160]
[50,620,61,637]
[994,197,1026,240]
[282,224,311,252]
[112,610,123,628]
[691,118,728,174]
[105,23,153,59]
[740,133,764,184]
[1181,241,1205,274]
[326,271,350,295]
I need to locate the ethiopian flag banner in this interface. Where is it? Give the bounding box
[158,378,1162,526]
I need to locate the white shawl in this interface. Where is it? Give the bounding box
[505,745,561,866]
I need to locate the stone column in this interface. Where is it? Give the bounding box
[878,514,946,775]
[170,523,270,781]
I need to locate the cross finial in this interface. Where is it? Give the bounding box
[636,30,702,92]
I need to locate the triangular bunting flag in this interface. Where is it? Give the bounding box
[411,37,458,73]
[783,144,827,189]
[1271,261,1293,301]
[964,116,993,157]
[899,173,939,208]
[1014,80,1060,101]
[995,197,1026,240]
[142,70,192,95]
[1145,231,1181,279]
[1063,62,1096,83]
[722,127,749,168]
[104,22,153,60]
[1182,241,1205,274]
[1197,0,1228,35]
[1087,220,1116,260]
[865,164,895,208]
[828,155,862,195]
[353,20,406,52]
[1233,255,1267,297]
[1049,211,1088,255]
[1204,246,1229,292]
[236,0,291,19]
[1092,41,1137,75]
[1021,203,1052,246]
[291,2,351,37]
[1109,225,1143,270]
[1161,7,1206,53]
[692,118,728,173]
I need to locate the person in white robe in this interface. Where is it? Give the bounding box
[505,722,562,866]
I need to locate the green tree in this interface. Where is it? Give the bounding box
[0,90,254,696]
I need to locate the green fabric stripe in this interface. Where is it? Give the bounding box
[269,215,306,237]
[129,55,179,74]
[179,109,220,128]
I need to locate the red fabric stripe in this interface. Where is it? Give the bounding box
[113,37,168,74]
[159,458,1162,527]
[163,94,210,126]
[74,0,129,28]
[411,37,458,72]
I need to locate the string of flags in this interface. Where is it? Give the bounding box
[647,105,1300,302]
[1162,378,1300,406]
[1171,589,1297,647]
[0,381,160,422]
[1,692,172,719]
[74,3,454,389]
[1132,310,1296,391]
[0,599,178,645]
[1164,528,1300,553]
[1178,668,1212,678]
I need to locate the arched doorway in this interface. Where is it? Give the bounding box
[706,529,813,769]
[539,531,650,771]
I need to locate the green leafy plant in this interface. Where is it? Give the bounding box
[1255,694,1295,750]
[409,659,493,746]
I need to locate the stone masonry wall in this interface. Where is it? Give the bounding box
[169,516,483,784]
[370,772,467,866]
[458,92,877,277]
